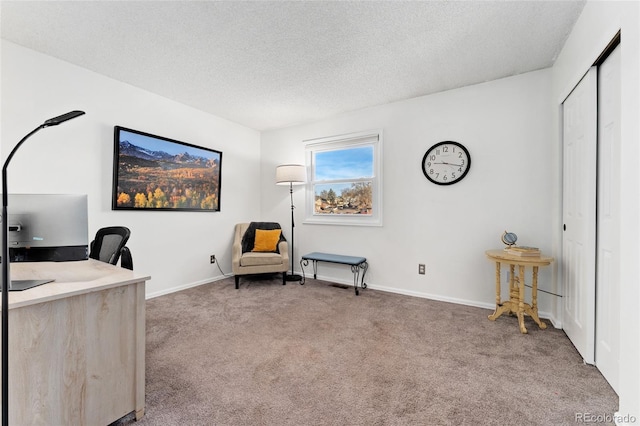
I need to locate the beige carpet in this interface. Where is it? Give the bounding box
[119,275,617,426]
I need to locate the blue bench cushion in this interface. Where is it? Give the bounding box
[302,252,366,266]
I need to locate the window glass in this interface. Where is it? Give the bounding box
[304,131,382,226]
[315,146,373,180]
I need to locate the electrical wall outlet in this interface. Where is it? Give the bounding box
[210,255,216,264]
[418,264,426,275]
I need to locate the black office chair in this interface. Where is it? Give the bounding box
[89,226,132,268]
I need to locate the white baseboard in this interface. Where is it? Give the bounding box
[146,271,561,329]
[305,272,561,328]
[145,274,229,299]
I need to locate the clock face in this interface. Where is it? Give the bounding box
[421,141,471,185]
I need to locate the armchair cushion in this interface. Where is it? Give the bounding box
[241,222,286,254]
[252,229,282,252]
[240,252,287,267]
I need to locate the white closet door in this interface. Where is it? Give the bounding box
[596,44,621,393]
[562,67,597,365]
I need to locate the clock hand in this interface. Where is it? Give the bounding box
[433,161,463,167]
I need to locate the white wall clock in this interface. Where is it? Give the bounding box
[421,141,471,185]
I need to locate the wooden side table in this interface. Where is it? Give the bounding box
[485,249,554,334]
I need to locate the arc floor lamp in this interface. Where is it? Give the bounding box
[2,110,85,425]
[275,164,306,281]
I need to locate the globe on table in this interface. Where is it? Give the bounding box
[501,231,518,247]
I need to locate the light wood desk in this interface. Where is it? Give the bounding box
[1,259,150,425]
[485,249,553,334]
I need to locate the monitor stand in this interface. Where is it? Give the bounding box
[8,279,55,291]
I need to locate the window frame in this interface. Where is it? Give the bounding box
[303,129,383,226]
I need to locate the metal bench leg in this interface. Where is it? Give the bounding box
[361,262,368,290]
[351,265,361,296]
[351,262,368,296]
[300,259,308,285]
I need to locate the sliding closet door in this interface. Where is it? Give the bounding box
[595,44,621,393]
[562,67,597,365]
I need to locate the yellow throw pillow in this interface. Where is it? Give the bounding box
[252,229,281,252]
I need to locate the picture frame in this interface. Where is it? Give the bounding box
[112,126,222,212]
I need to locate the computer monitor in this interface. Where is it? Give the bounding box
[3,193,89,263]
[1,194,89,291]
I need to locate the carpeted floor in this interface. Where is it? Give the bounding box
[119,275,617,426]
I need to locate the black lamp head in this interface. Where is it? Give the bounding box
[42,110,85,127]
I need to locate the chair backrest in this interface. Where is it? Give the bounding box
[89,226,131,265]
[239,222,284,253]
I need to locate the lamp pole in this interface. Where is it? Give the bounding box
[275,164,305,281]
[2,111,85,425]
[286,181,300,281]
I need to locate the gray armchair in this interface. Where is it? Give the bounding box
[232,222,289,289]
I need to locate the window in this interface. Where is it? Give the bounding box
[304,130,382,226]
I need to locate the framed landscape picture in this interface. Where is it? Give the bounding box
[112,126,222,212]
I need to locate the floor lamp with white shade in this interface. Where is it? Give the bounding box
[275,164,306,281]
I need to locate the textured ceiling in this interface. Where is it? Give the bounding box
[1,1,585,131]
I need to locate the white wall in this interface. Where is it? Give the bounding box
[261,69,557,317]
[0,40,262,297]
[551,1,639,422]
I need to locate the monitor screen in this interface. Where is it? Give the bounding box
[2,194,89,262]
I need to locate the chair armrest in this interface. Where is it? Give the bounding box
[278,240,289,265]
[232,244,242,268]
[120,246,133,270]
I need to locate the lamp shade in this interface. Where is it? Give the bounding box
[276,164,306,185]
